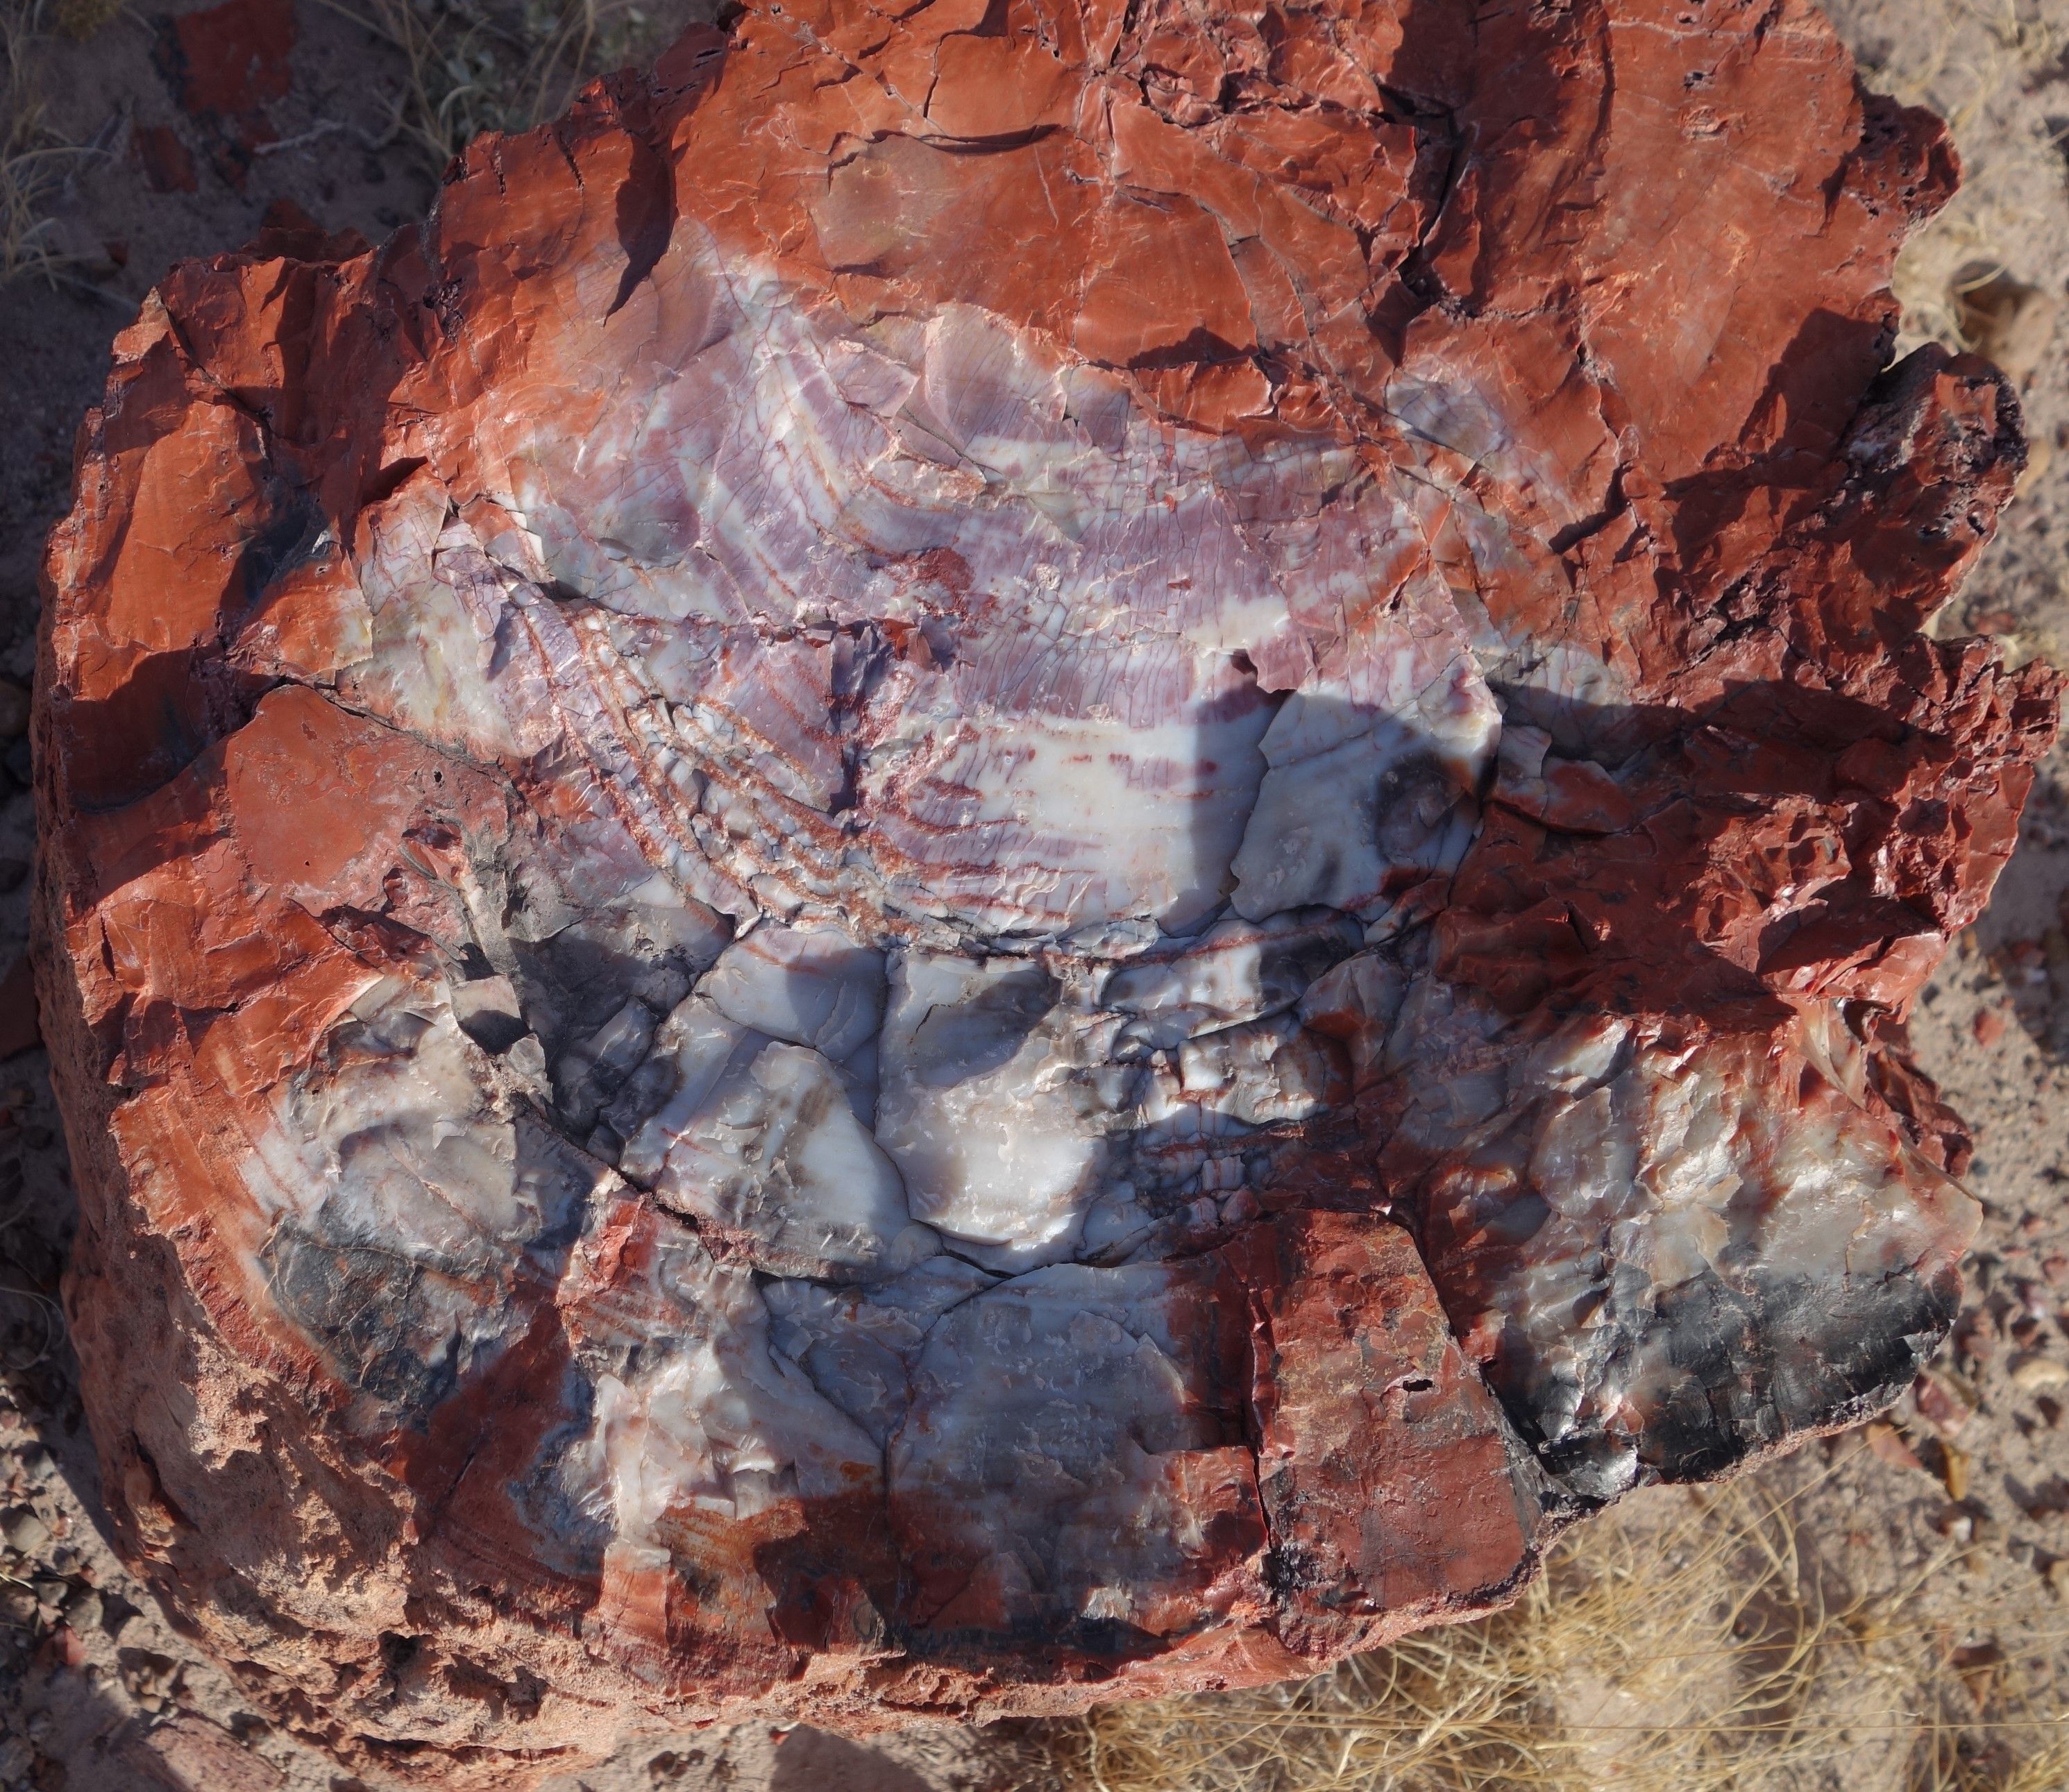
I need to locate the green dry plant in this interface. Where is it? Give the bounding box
[0,0,96,287]
[1050,1473,2069,1792]
[314,0,689,173]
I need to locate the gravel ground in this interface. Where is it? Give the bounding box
[0,2,2065,1787]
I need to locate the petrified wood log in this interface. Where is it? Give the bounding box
[33,0,2060,1778]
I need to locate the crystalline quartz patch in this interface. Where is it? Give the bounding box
[33,0,2061,1779]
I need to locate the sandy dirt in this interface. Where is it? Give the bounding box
[0,2,2066,1787]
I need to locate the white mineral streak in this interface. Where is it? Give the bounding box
[875,952,1110,1270]
[700,925,887,1063]
[862,636,1278,938]
[1231,582,1500,933]
[241,979,563,1256]
[1171,1011,1348,1126]
[1298,949,1409,1083]
[1101,910,1364,1054]
[558,1197,883,1534]
[344,489,534,765]
[638,1036,932,1281]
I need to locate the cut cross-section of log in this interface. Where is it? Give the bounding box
[33,0,2058,1781]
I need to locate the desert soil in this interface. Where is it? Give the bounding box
[0,2,2066,1789]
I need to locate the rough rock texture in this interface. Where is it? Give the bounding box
[29,0,2061,1781]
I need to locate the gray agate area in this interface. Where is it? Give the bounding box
[231,238,1973,1597]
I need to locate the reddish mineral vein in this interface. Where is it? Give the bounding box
[32,0,2060,1779]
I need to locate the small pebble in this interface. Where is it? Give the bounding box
[1914,1371,1973,1435]
[1957,1309,2000,1367]
[1864,1421,1924,1474]
[2010,1357,2069,1394]
[0,1509,49,1555]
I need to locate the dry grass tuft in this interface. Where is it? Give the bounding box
[48,0,118,41]
[0,0,99,287]
[1049,1472,2069,1792]
[315,0,689,172]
